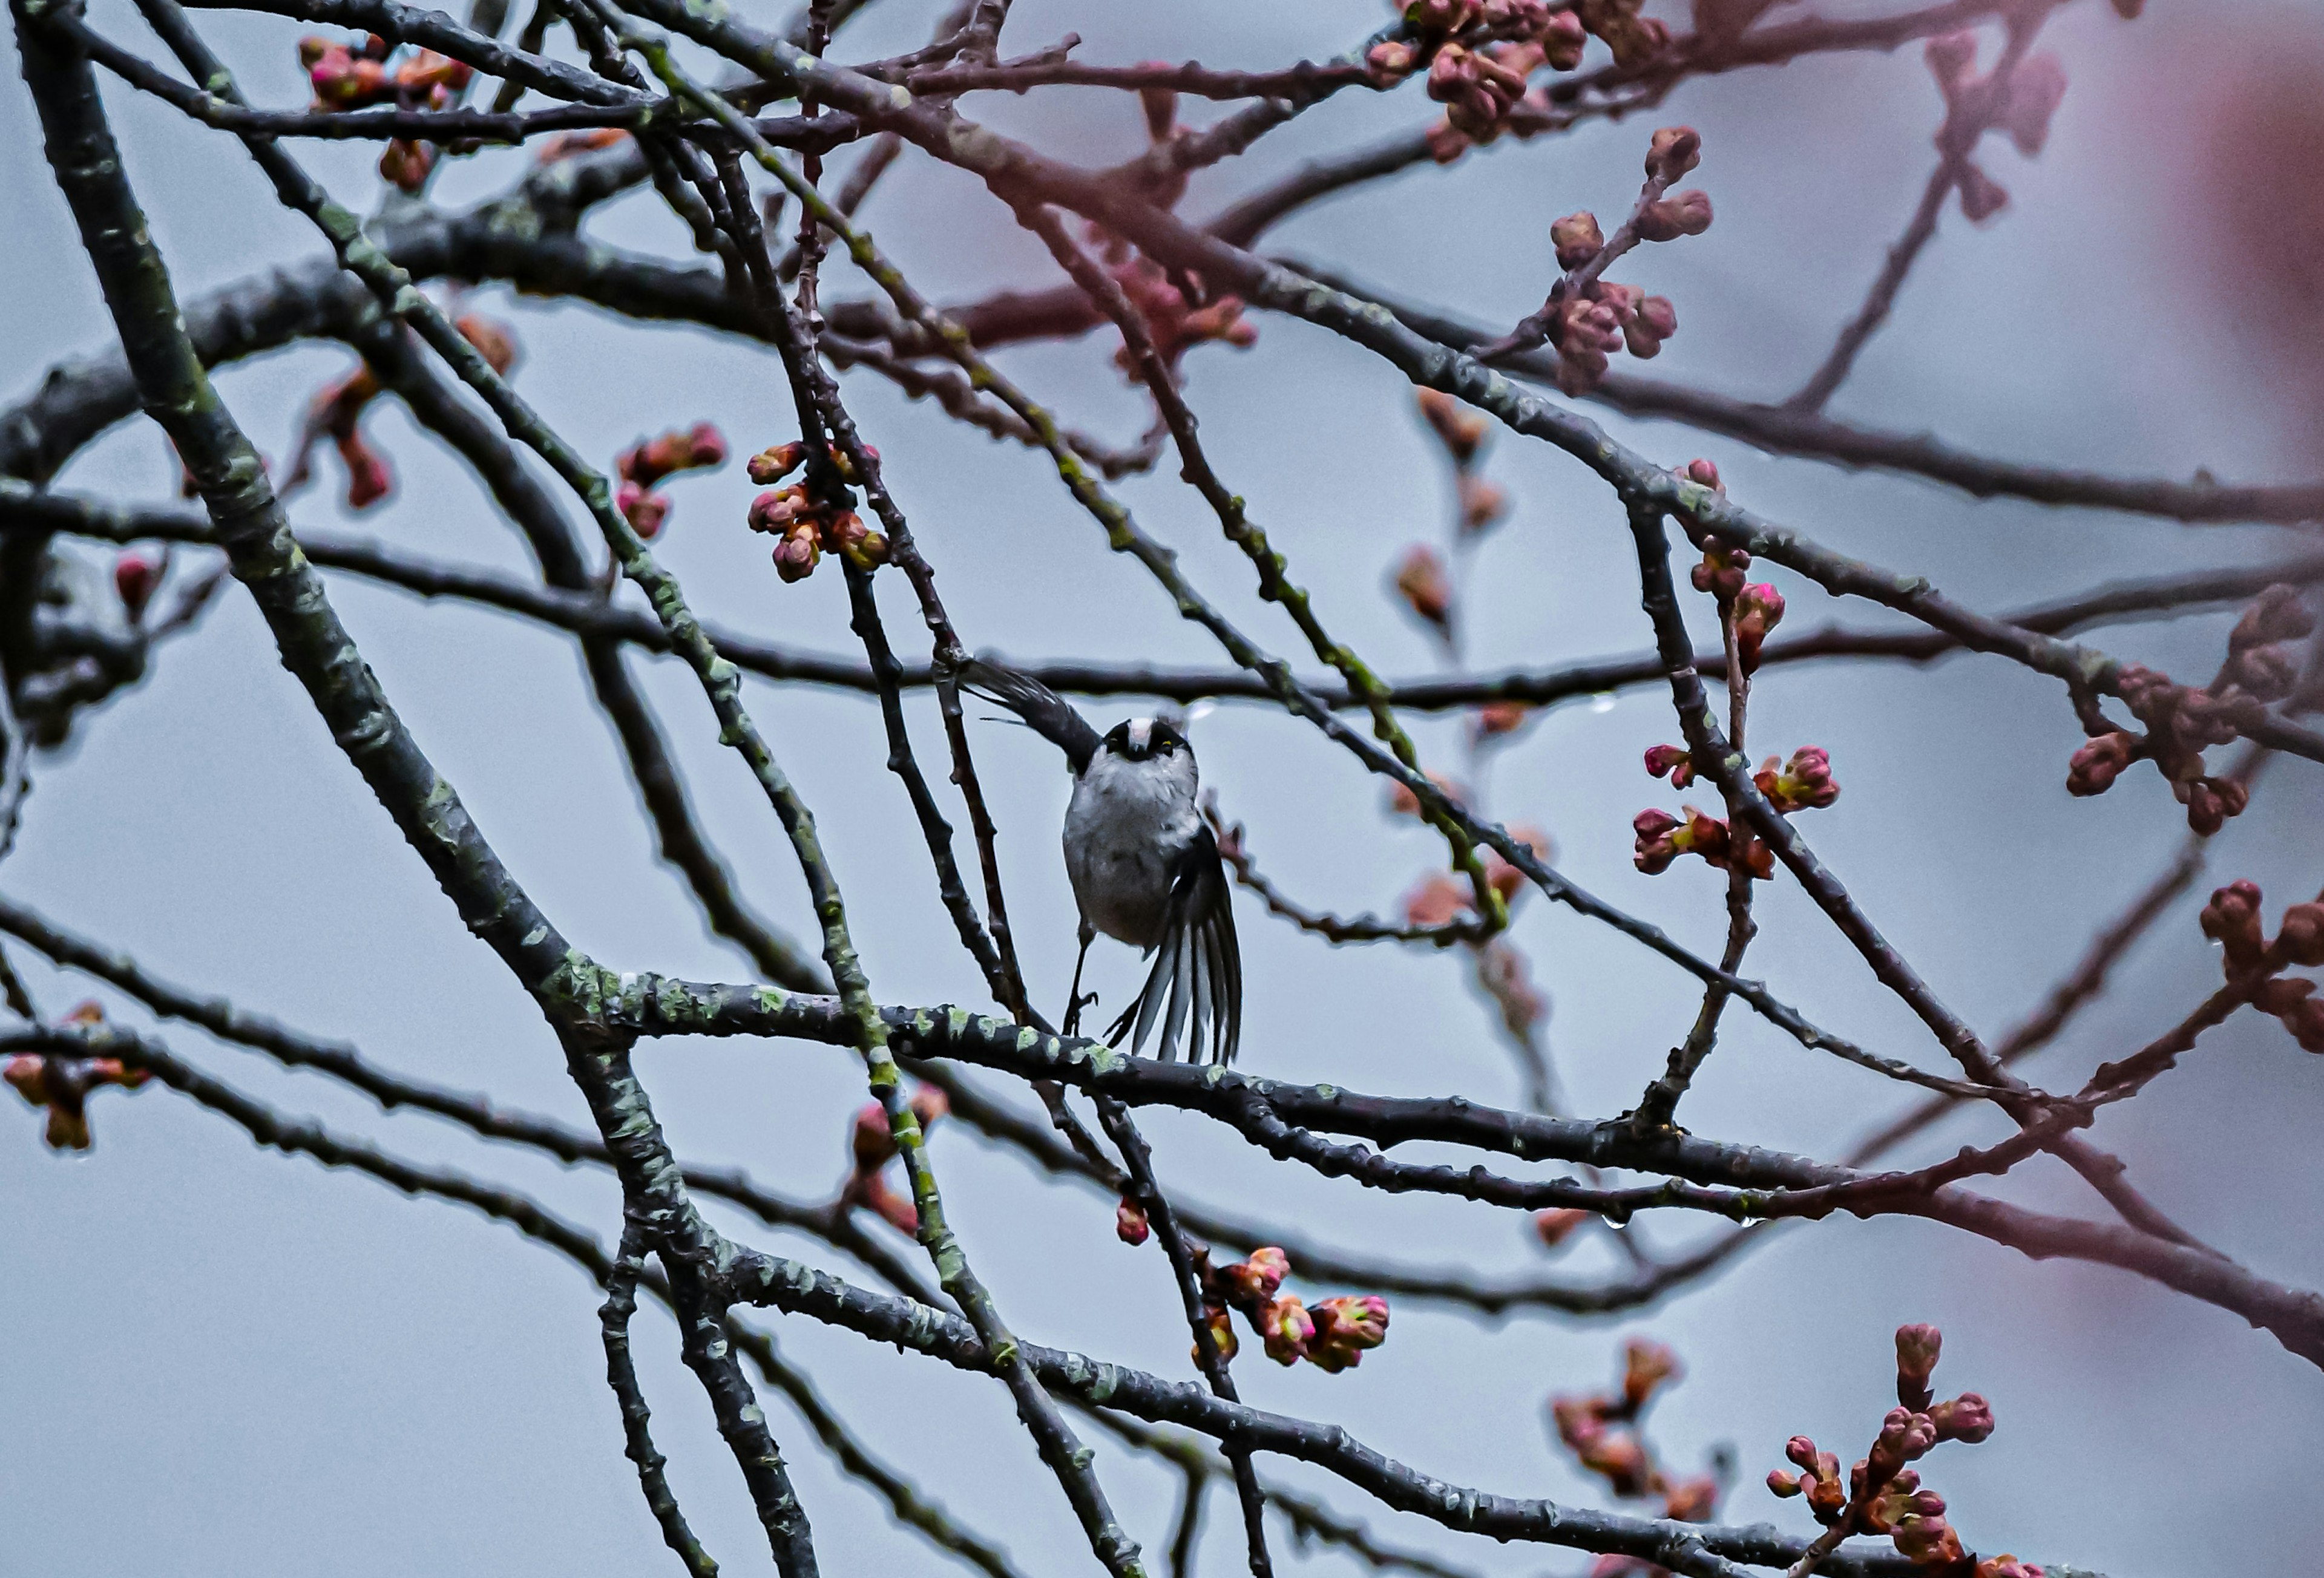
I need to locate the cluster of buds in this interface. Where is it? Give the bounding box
[838,1084,949,1235]
[1684,532,1784,669]
[1107,252,1258,373]
[5,1004,150,1152]
[1635,743,1830,878]
[1756,745,1839,812]
[1195,1246,1390,1371]
[1416,388,1512,539]
[114,554,161,624]
[1529,131,1705,391]
[1923,32,2070,223]
[1632,805,1772,879]
[613,422,727,540]
[1548,1338,1724,1547]
[2067,583,2311,834]
[286,314,514,512]
[300,35,475,195]
[1373,1,1586,92]
[2196,880,2324,1052]
[1402,825,1552,925]
[744,440,890,582]
[1767,1326,2023,1576]
[1575,0,1671,66]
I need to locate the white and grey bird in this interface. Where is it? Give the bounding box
[962,660,1241,1066]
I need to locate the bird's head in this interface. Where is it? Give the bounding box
[1100,715,1192,766]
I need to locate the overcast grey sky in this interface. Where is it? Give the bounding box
[5,1,2322,1574]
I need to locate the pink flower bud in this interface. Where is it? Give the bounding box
[2066,732,2138,797]
[1635,189,1713,241]
[1767,1468,1803,1498]
[2255,975,2316,1018]
[1622,1338,1678,1406]
[1646,126,1702,183]
[1756,746,1839,813]
[379,137,436,195]
[1540,10,1586,69]
[340,437,392,510]
[1367,39,1419,82]
[2276,902,2324,966]
[1394,545,1454,632]
[1115,1197,1151,1245]
[2183,776,2249,837]
[772,528,821,583]
[1894,1323,1942,1395]
[2201,880,2268,971]
[748,442,809,485]
[1732,582,1785,671]
[1402,872,1469,928]
[1457,473,1510,534]
[453,314,518,376]
[1307,1294,1390,1370]
[1404,0,1479,35]
[1534,1206,1589,1247]
[1928,1391,1994,1444]
[1633,808,1682,874]
[1552,210,1605,269]
[4,1054,48,1107]
[1416,388,1490,461]
[617,480,669,540]
[114,554,160,621]
[2000,54,2067,156]
[1644,743,1695,786]
[1256,1295,1315,1365]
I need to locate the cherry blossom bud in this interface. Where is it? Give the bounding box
[1197,1302,1239,1364]
[1257,1295,1315,1364]
[2275,902,2324,966]
[1895,1323,1942,1409]
[2230,583,2314,652]
[2254,975,2315,1018]
[1388,770,1466,818]
[4,1055,48,1107]
[1540,10,1587,69]
[1394,545,1454,632]
[1633,808,1682,874]
[1403,872,1469,928]
[1217,1246,1290,1310]
[2000,54,2068,156]
[2201,880,2268,971]
[114,554,160,621]
[1578,1429,1651,1495]
[1622,1338,1678,1406]
[1115,1197,1151,1245]
[1624,294,1678,358]
[446,316,516,378]
[2281,995,2324,1053]
[907,1084,948,1133]
[2182,776,2248,837]
[1479,0,1550,36]
[1643,744,1692,785]
[1928,1391,1994,1444]
[1552,210,1606,269]
[1473,701,1534,739]
[1975,1557,2046,1578]
[1785,1435,1821,1470]
[1957,162,2009,221]
[858,1171,921,1235]
[1635,189,1713,241]
[1417,388,1491,462]
[379,138,436,194]
[616,481,668,539]
[341,439,392,509]
[1767,1469,1804,1498]
[1732,583,1785,670]
[1682,457,1724,493]
[1757,746,1839,813]
[1426,118,1473,164]
[1457,474,1511,534]
[1876,1405,1940,1465]
[1535,1206,1590,1247]
[773,527,821,583]
[2066,732,2137,797]
[1367,39,1420,82]
[1646,126,1702,182]
[1662,1475,1718,1523]
[748,442,809,485]
[1892,1513,1964,1567]
[1692,543,1750,600]
[1307,1294,1390,1371]
[2231,644,2299,701]
[1405,0,1480,34]
[850,1099,895,1173]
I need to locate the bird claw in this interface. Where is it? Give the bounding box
[1063,989,1100,1038]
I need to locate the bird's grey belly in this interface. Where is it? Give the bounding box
[1064,776,1186,949]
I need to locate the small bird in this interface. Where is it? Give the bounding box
[961,660,1241,1065]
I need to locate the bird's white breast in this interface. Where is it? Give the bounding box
[1064,748,1199,949]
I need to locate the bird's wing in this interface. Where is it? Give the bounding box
[957,658,1103,774]
[1106,824,1241,1066]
